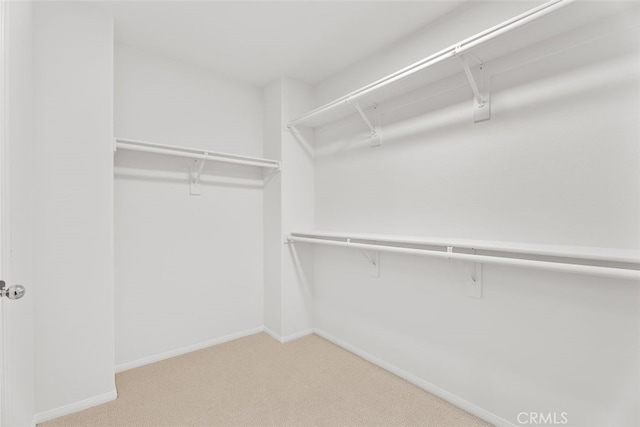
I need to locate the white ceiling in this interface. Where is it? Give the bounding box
[95,1,464,87]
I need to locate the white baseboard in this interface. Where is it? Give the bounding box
[115,326,265,373]
[313,328,515,427]
[282,328,314,343]
[263,326,282,342]
[32,389,117,426]
[264,327,314,343]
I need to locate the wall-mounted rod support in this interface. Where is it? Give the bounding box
[456,52,484,106]
[348,99,378,137]
[190,154,208,195]
[452,50,491,123]
[195,154,208,181]
[285,123,300,134]
[347,100,382,147]
[467,249,483,298]
[360,249,380,277]
[359,249,378,266]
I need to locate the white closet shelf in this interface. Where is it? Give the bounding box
[287,231,640,281]
[115,138,280,170]
[286,0,618,130]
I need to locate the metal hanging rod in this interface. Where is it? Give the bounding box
[115,138,280,170]
[286,233,640,281]
[287,0,574,128]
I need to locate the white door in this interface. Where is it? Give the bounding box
[1,1,35,426]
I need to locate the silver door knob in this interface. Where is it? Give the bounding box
[0,281,26,300]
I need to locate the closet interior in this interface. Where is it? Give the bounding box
[12,0,639,425]
[112,1,639,425]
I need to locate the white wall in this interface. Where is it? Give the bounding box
[33,1,116,418]
[311,2,640,426]
[262,78,315,342]
[280,79,315,338]
[21,1,640,425]
[263,80,283,336]
[2,1,35,425]
[114,45,264,369]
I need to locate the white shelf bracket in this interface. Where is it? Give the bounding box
[348,99,382,147]
[447,244,482,298]
[190,153,208,195]
[359,249,380,277]
[284,123,300,134]
[467,260,483,299]
[454,49,491,123]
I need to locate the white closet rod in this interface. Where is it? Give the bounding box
[287,235,640,281]
[288,0,573,127]
[115,138,280,169]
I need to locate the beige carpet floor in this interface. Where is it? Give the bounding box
[40,333,490,427]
